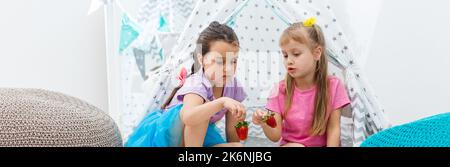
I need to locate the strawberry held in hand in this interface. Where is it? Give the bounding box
[235,121,249,141]
[263,112,277,128]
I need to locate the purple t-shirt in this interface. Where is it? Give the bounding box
[166,69,247,123]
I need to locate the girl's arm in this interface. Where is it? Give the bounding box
[253,109,282,142]
[326,109,341,147]
[225,111,240,142]
[181,94,245,126]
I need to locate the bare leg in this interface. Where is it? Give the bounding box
[281,142,305,147]
[183,120,209,147]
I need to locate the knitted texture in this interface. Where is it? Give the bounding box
[0,88,122,147]
[361,112,450,147]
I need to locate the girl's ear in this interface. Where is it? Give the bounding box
[313,46,323,61]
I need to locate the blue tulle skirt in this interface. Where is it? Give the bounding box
[125,104,226,147]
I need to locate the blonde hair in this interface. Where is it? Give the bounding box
[279,22,329,136]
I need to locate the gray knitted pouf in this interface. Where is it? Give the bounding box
[0,88,122,147]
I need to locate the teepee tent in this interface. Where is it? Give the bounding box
[136,0,390,147]
[101,0,391,147]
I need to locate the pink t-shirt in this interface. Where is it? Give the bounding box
[265,76,350,147]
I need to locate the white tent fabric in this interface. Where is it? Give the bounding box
[135,0,197,32]
[108,0,391,147]
[329,0,384,67]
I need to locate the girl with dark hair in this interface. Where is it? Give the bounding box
[126,21,247,147]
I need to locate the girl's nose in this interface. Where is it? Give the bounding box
[287,57,294,65]
[224,64,234,74]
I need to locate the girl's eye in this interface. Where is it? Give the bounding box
[294,53,301,57]
[283,54,288,58]
[215,58,224,65]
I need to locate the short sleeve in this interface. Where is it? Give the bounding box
[330,77,351,111]
[233,80,247,102]
[265,83,284,115]
[176,77,210,102]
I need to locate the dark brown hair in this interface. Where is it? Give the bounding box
[161,21,239,109]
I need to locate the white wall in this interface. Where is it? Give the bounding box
[0,0,108,111]
[366,0,450,125]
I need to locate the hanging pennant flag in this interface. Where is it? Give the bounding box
[158,15,170,32]
[133,48,149,80]
[159,47,164,60]
[130,34,164,80]
[119,14,142,53]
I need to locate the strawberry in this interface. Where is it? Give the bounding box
[263,112,277,128]
[235,121,249,141]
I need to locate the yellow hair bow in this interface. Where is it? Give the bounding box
[303,17,316,27]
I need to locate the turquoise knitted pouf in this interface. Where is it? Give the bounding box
[361,112,450,147]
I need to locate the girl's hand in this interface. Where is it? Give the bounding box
[220,97,246,121]
[252,109,266,126]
